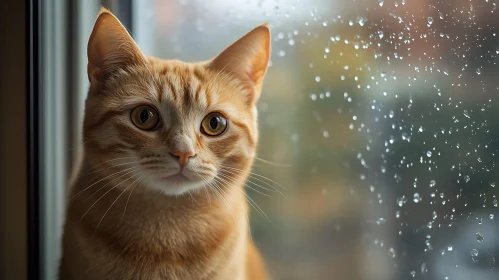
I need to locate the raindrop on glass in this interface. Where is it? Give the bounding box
[397,196,407,207]
[465,175,470,183]
[358,17,366,26]
[413,193,420,203]
[476,232,484,243]
[429,180,436,188]
[427,17,433,26]
[471,249,479,257]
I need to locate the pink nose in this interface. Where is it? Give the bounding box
[170,151,195,168]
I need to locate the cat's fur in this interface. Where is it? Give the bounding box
[59,8,270,280]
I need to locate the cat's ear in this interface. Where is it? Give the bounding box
[87,8,147,83]
[208,24,271,103]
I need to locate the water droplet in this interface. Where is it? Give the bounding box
[315,76,321,82]
[476,232,484,243]
[465,175,470,183]
[377,30,384,39]
[397,196,407,207]
[463,110,470,118]
[490,214,494,220]
[429,180,436,188]
[427,17,433,26]
[426,151,432,157]
[278,50,286,57]
[288,39,295,46]
[476,68,481,75]
[471,248,479,257]
[410,270,416,277]
[490,182,496,188]
[413,193,420,203]
[494,199,498,207]
[432,211,437,220]
[358,17,366,26]
[379,0,384,7]
[447,246,453,251]
[323,130,329,138]
[419,126,424,132]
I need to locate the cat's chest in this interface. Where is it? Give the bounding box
[70,209,242,280]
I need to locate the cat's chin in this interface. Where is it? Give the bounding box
[148,174,206,196]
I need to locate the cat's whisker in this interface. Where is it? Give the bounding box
[254,156,294,168]
[95,172,148,233]
[240,189,270,222]
[83,156,136,170]
[84,167,139,202]
[70,166,137,200]
[81,170,140,221]
[187,189,199,206]
[81,159,138,177]
[219,168,287,199]
[213,175,270,222]
[210,177,235,213]
[66,137,96,152]
[217,171,272,197]
[208,177,236,220]
[122,172,150,219]
[219,164,287,191]
[219,168,273,192]
[200,178,213,205]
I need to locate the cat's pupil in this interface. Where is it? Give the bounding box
[139,109,149,123]
[210,117,219,130]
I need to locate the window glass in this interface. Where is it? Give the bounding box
[135,0,499,279]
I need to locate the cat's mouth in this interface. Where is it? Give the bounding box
[160,172,191,183]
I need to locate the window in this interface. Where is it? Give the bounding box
[36,0,499,279]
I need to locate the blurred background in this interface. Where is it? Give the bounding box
[2,0,499,279]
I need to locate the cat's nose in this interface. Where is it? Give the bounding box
[169,151,196,168]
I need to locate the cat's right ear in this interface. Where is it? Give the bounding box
[87,8,146,83]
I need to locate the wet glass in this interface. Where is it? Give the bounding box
[138,0,499,279]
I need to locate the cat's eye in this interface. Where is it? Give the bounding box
[130,105,160,130]
[201,112,228,136]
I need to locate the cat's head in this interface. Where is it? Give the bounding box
[82,9,270,196]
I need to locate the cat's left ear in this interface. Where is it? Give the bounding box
[87,8,147,84]
[208,24,271,103]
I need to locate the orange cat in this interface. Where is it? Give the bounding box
[59,8,270,280]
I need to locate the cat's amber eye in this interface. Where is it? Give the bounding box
[130,105,160,130]
[201,112,228,136]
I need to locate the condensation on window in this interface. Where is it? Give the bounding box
[140,0,499,279]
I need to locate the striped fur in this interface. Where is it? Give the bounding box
[59,8,270,280]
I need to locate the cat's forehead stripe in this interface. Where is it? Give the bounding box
[156,67,215,108]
